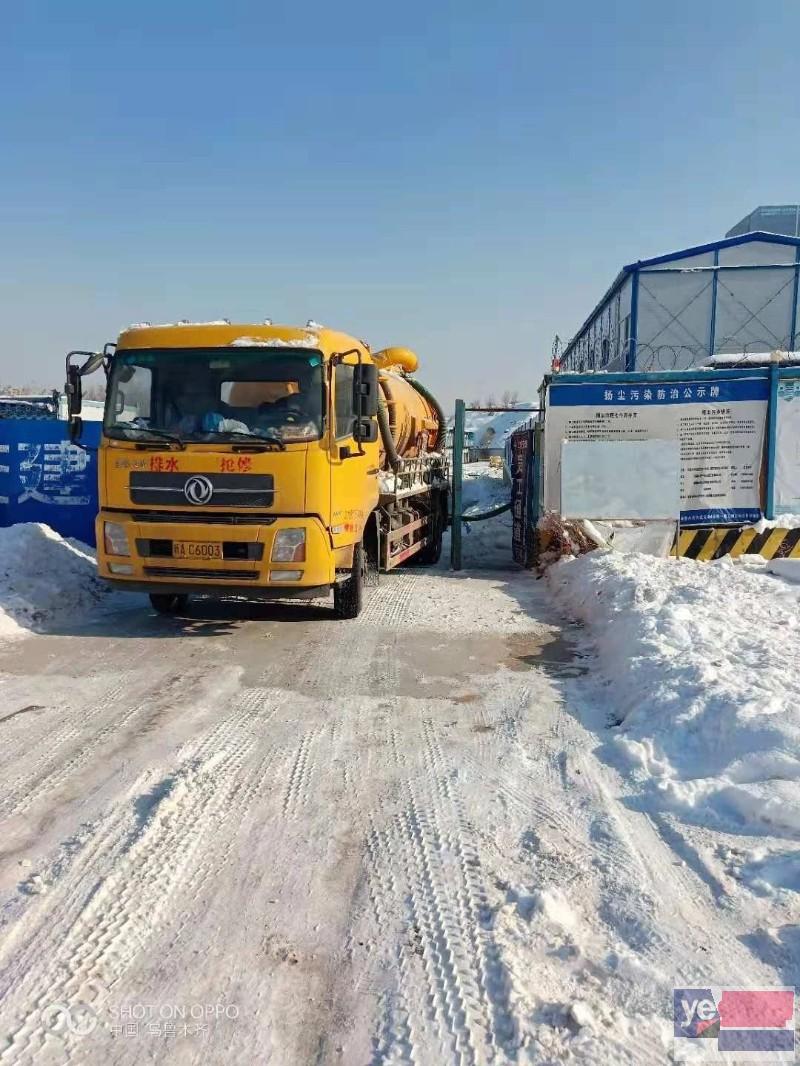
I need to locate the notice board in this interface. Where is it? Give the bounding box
[544,375,768,526]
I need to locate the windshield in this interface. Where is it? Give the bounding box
[104,348,324,444]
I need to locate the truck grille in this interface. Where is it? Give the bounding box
[123,510,276,524]
[143,567,259,581]
[130,472,274,508]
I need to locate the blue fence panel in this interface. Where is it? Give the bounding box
[0,420,100,545]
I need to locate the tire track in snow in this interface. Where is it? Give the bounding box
[0,697,256,1065]
[415,720,518,1058]
[282,729,319,817]
[370,635,401,694]
[363,714,519,1065]
[358,572,419,629]
[0,674,141,820]
[182,688,288,908]
[364,815,416,1066]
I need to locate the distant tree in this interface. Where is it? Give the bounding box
[485,394,497,409]
[84,383,107,401]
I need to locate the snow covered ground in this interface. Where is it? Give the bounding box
[0,494,798,1065]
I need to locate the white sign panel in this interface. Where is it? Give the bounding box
[775,378,800,515]
[544,376,769,525]
[561,439,680,520]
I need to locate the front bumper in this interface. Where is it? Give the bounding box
[96,512,336,591]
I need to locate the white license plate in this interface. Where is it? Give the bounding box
[172,541,223,560]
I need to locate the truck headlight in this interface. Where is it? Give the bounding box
[271,528,306,562]
[104,521,130,557]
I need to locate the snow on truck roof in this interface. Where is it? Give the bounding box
[117,322,369,356]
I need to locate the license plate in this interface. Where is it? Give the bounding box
[172,541,223,560]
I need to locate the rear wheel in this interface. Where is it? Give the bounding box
[149,593,189,615]
[333,543,365,619]
[416,499,444,566]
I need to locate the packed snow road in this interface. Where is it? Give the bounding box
[0,555,793,1064]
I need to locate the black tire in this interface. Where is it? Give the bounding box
[416,502,444,566]
[333,543,365,619]
[149,593,189,615]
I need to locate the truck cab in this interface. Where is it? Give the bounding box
[70,322,388,617]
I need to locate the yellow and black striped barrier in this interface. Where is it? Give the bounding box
[673,526,800,561]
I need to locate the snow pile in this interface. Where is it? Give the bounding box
[0,524,114,636]
[462,460,509,516]
[753,513,800,531]
[547,551,800,838]
[229,335,319,348]
[126,320,232,330]
[463,402,537,450]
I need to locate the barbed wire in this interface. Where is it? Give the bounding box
[553,336,798,374]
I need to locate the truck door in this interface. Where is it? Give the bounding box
[329,359,380,556]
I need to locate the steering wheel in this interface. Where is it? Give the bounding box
[281,403,307,424]
[259,401,306,423]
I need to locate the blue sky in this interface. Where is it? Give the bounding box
[2,0,800,405]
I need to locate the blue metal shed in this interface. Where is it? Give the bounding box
[559,231,800,375]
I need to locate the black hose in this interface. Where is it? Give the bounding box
[406,377,446,447]
[461,501,512,522]
[377,399,401,470]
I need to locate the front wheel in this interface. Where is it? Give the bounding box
[333,543,365,619]
[149,593,189,615]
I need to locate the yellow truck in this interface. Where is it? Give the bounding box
[65,321,449,618]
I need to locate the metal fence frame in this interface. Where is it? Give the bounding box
[450,401,540,569]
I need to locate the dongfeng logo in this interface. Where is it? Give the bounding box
[184,475,214,505]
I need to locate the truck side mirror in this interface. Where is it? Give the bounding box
[353,363,379,418]
[69,415,84,443]
[352,416,378,444]
[66,365,83,417]
[79,351,106,376]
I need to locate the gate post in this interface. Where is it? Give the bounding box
[450,399,465,570]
